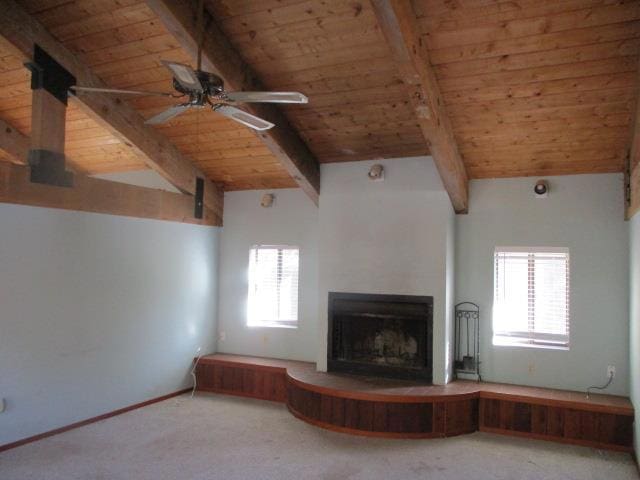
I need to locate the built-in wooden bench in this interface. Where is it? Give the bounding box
[195,354,634,452]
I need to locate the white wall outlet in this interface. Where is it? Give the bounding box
[219,331,226,342]
[607,365,616,378]
[0,398,5,413]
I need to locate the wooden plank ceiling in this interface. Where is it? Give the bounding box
[0,35,147,173]
[0,0,638,192]
[207,0,430,164]
[209,0,639,178]
[3,0,297,190]
[414,0,640,178]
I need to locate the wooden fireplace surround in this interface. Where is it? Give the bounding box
[195,354,634,452]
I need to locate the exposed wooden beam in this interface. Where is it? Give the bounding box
[0,161,219,226]
[30,89,66,154]
[628,166,640,219]
[145,0,320,205]
[0,0,223,224]
[0,117,29,165]
[0,114,216,223]
[626,59,640,219]
[370,0,469,213]
[28,82,74,187]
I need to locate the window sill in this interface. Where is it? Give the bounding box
[247,323,298,330]
[492,339,569,351]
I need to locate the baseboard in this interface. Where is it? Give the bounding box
[0,388,191,453]
[479,425,633,453]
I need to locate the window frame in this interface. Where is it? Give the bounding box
[247,244,300,329]
[492,246,570,350]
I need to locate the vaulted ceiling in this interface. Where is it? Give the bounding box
[416,0,639,178]
[0,0,638,199]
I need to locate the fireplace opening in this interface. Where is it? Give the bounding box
[327,292,433,381]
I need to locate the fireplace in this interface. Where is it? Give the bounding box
[327,292,433,381]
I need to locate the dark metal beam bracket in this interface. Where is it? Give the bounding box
[194,177,204,218]
[25,44,76,104]
[28,150,74,187]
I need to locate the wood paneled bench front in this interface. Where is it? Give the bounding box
[195,354,634,452]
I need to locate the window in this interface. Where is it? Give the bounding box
[247,245,299,328]
[493,247,570,349]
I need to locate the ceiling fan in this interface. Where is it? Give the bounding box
[70,64,307,130]
[68,1,307,131]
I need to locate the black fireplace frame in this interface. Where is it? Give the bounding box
[327,292,433,382]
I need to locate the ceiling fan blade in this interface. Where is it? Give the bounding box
[224,91,308,104]
[145,104,192,125]
[161,60,203,93]
[70,86,177,97]
[213,105,275,131]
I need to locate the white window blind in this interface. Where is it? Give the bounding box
[247,245,299,328]
[493,247,570,349]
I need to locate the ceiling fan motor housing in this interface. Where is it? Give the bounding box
[172,70,224,96]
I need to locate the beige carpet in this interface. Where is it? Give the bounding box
[0,393,637,480]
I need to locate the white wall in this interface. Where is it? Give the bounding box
[216,189,319,362]
[0,203,219,446]
[629,213,640,455]
[317,157,455,384]
[456,174,629,395]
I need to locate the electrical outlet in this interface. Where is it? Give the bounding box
[607,365,616,378]
[527,363,535,376]
[218,331,226,342]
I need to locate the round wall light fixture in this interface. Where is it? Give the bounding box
[534,179,549,198]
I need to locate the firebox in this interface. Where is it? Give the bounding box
[327,292,433,381]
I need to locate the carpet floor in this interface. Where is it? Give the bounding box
[0,393,638,480]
